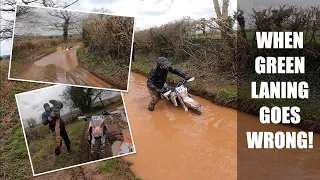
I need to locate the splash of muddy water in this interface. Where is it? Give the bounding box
[123,73,237,180]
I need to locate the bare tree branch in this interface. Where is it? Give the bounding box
[0,0,79,41]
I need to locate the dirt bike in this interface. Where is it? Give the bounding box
[161,77,202,115]
[87,110,118,160]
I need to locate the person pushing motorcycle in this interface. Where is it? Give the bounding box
[147,49,191,111]
[42,100,71,155]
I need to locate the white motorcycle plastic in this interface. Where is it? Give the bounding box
[162,77,202,115]
[87,111,118,160]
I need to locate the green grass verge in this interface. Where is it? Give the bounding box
[98,158,142,180]
[29,120,88,174]
[0,123,31,180]
[99,159,117,173]
[76,47,129,90]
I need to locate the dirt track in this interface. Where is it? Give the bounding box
[18,46,113,88]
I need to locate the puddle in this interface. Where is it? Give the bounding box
[34,46,80,70]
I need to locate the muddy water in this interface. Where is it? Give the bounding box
[124,73,320,180]
[123,73,237,180]
[34,46,80,70]
[238,112,320,180]
[33,46,113,88]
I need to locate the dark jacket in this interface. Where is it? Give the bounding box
[42,107,64,132]
[147,65,187,91]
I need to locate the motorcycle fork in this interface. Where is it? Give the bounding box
[177,96,188,111]
[170,93,178,106]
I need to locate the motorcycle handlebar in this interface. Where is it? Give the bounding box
[176,77,195,87]
[85,111,115,118]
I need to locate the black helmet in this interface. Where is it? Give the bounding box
[43,103,49,109]
[156,57,172,67]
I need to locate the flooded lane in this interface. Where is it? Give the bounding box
[32,46,113,88]
[34,46,80,70]
[123,73,237,180]
[238,112,320,180]
[124,73,320,180]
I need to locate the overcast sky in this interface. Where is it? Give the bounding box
[1,0,236,55]
[16,85,120,126]
[16,85,67,126]
[14,6,88,36]
[2,0,317,55]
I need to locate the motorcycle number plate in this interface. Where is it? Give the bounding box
[91,115,104,127]
[92,115,104,121]
[176,87,184,94]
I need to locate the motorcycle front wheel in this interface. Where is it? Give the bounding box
[192,107,202,115]
[92,138,101,160]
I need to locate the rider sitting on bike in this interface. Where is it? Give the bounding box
[146,48,191,111]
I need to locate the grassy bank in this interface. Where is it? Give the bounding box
[98,159,140,180]
[77,47,129,90]
[0,123,33,179]
[0,60,50,179]
[28,120,88,174]
[0,59,138,179]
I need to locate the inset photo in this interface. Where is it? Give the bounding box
[15,85,135,176]
[9,5,134,91]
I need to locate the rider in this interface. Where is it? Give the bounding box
[146,48,190,111]
[42,101,71,155]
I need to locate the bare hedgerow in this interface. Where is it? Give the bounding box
[240,5,320,72]
[82,16,134,63]
[134,17,237,76]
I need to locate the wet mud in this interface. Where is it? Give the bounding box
[27,46,113,88]
[123,73,237,180]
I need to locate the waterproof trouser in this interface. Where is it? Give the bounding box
[148,88,161,111]
[54,119,71,155]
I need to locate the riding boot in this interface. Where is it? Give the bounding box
[55,147,60,155]
[148,103,155,111]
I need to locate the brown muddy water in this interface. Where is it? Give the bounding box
[34,46,79,70]
[123,73,237,180]
[124,73,320,180]
[33,46,112,88]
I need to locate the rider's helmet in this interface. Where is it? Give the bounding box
[43,103,50,108]
[156,57,172,69]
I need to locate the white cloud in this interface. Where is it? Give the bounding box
[16,85,67,124]
[1,0,237,55]
[72,0,237,29]
[1,41,11,56]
